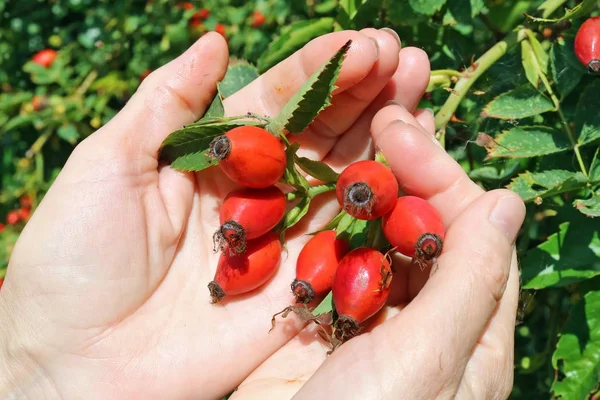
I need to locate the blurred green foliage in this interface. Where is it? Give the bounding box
[2,1,600,399]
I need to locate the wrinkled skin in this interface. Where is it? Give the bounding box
[0,29,524,400]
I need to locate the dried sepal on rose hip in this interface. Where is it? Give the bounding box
[574,16,600,73]
[331,247,393,342]
[291,230,349,304]
[213,186,286,255]
[382,196,445,268]
[208,231,282,304]
[335,160,398,220]
[209,126,286,188]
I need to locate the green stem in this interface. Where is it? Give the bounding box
[435,29,528,139]
[537,63,588,176]
[286,182,336,201]
[430,69,462,78]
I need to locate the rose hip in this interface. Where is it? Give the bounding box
[32,49,57,68]
[332,247,393,341]
[209,126,286,188]
[382,196,445,264]
[291,231,349,303]
[208,231,282,303]
[214,186,286,255]
[336,160,398,220]
[575,16,600,73]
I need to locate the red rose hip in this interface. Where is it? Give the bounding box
[208,231,282,303]
[251,11,266,28]
[210,126,286,188]
[214,186,286,255]
[32,49,57,68]
[332,247,393,341]
[336,160,398,220]
[382,196,445,263]
[291,230,349,303]
[575,16,600,73]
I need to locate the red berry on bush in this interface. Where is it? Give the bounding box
[382,196,445,263]
[332,247,393,341]
[31,96,47,111]
[32,49,57,68]
[176,2,194,10]
[208,231,282,303]
[575,16,600,73]
[215,23,226,37]
[0,277,3,290]
[214,186,286,255]
[291,230,349,303]
[6,210,19,225]
[0,223,5,233]
[17,207,31,221]
[251,11,266,28]
[336,160,398,220]
[19,194,33,209]
[209,126,286,188]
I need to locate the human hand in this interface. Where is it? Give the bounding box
[231,105,526,399]
[0,28,434,399]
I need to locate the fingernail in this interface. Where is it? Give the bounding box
[368,37,380,60]
[424,108,434,116]
[489,195,525,242]
[380,28,401,47]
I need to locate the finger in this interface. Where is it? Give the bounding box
[98,33,229,156]
[389,47,431,112]
[224,30,380,120]
[371,113,483,225]
[456,251,519,400]
[414,108,435,134]
[295,190,525,399]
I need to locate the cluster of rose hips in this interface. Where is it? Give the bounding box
[205,125,445,345]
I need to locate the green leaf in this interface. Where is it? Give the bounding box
[509,170,587,202]
[283,143,310,192]
[468,161,521,182]
[385,0,428,25]
[336,212,355,238]
[574,193,600,218]
[204,94,224,119]
[521,40,540,88]
[526,0,596,22]
[487,126,571,158]
[481,85,554,120]
[538,0,567,18]
[529,34,549,74]
[338,0,383,29]
[551,38,586,99]
[409,0,448,16]
[219,60,260,98]
[57,124,80,145]
[295,157,339,183]
[312,290,335,316]
[282,197,311,231]
[521,220,600,289]
[158,120,266,172]
[256,18,335,73]
[589,148,600,183]
[551,290,600,399]
[348,218,370,249]
[575,80,600,146]
[267,40,350,135]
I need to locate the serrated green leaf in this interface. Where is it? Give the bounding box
[312,290,335,316]
[204,94,224,119]
[295,156,339,183]
[468,161,521,182]
[509,170,587,202]
[481,85,554,120]
[521,220,600,289]
[267,40,350,135]
[348,219,370,249]
[529,34,549,74]
[409,0,448,15]
[158,120,266,172]
[551,290,600,399]
[574,193,600,217]
[338,0,382,29]
[487,126,571,158]
[219,60,260,98]
[589,148,600,182]
[551,38,586,99]
[526,0,596,22]
[282,197,311,231]
[283,143,310,192]
[385,0,428,25]
[521,40,540,88]
[575,80,600,146]
[257,18,335,73]
[311,210,347,234]
[336,212,355,238]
